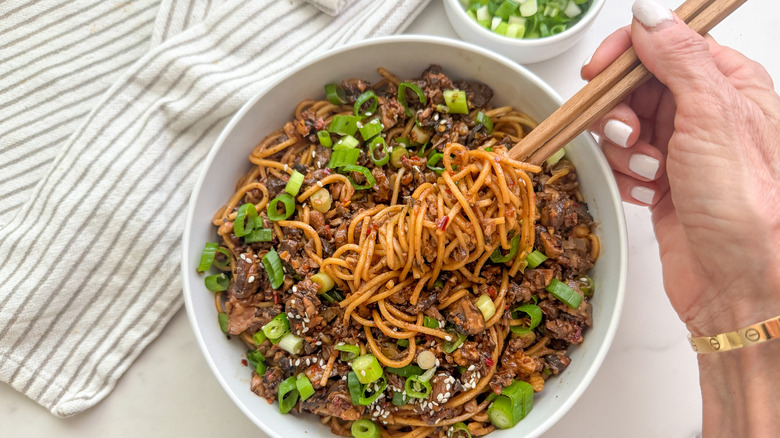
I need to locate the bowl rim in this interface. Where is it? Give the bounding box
[182,34,627,438]
[443,0,607,47]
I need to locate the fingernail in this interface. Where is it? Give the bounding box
[632,0,673,28]
[581,54,592,69]
[629,153,660,179]
[603,119,633,148]
[631,186,655,204]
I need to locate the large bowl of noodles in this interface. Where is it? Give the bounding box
[182,35,626,438]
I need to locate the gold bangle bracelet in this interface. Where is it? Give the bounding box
[688,315,780,354]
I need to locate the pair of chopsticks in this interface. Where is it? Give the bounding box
[508,0,747,165]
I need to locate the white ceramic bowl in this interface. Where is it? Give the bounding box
[182,35,626,438]
[443,0,606,64]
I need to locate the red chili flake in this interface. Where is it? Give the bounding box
[436,216,449,231]
[485,357,495,367]
[486,286,496,298]
[444,188,452,195]
[274,292,280,305]
[241,359,248,367]
[323,168,332,175]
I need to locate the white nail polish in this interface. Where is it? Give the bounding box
[629,154,660,180]
[632,0,673,28]
[581,54,592,70]
[631,186,655,204]
[603,119,633,148]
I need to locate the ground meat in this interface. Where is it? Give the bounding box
[539,231,564,259]
[451,340,480,367]
[325,380,364,420]
[378,96,404,130]
[543,353,571,375]
[285,279,323,335]
[448,298,486,336]
[452,80,494,109]
[430,373,455,404]
[265,175,287,198]
[251,366,284,402]
[526,269,554,290]
[277,238,300,262]
[372,167,391,203]
[541,198,566,229]
[545,319,583,344]
[225,296,259,335]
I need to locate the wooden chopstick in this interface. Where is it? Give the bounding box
[507,0,746,165]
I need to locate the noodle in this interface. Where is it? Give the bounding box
[207,66,601,437]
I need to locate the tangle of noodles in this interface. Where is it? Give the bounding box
[204,66,600,437]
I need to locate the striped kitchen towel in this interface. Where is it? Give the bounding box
[0,0,430,417]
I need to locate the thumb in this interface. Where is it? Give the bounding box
[631,0,728,107]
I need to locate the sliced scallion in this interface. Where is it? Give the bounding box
[427,153,444,174]
[296,374,315,401]
[218,312,229,333]
[353,90,378,117]
[324,83,346,105]
[262,248,284,289]
[448,422,472,438]
[317,130,333,148]
[198,242,219,272]
[443,89,468,114]
[526,249,548,268]
[490,234,520,263]
[204,273,229,292]
[233,203,257,237]
[368,137,390,166]
[327,148,360,168]
[423,316,440,329]
[278,376,299,414]
[267,193,295,221]
[475,294,496,321]
[328,114,361,136]
[386,364,422,378]
[358,374,387,405]
[443,332,467,354]
[404,374,432,399]
[510,304,543,335]
[262,312,290,343]
[311,272,334,293]
[279,333,303,355]
[252,330,267,345]
[397,82,426,117]
[333,134,360,150]
[341,164,376,190]
[351,354,383,384]
[309,188,332,213]
[476,111,493,134]
[335,343,360,362]
[546,278,583,309]
[351,419,381,438]
[487,380,534,429]
[389,145,408,168]
[359,118,383,141]
[285,170,305,196]
[347,371,362,405]
[244,227,273,243]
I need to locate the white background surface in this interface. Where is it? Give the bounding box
[2,0,778,436]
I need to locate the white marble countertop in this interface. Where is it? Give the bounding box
[3,0,778,436]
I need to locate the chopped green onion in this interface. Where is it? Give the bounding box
[391,390,408,407]
[311,272,334,293]
[347,371,362,405]
[423,316,440,329]
[279,333,303,354]
[255,361,267,376]
[341,164,376,190]
[329,115,362,136]
[484,147,494,152]
[309,188,332,213]
[409,124,431,145]
[390,145,408,168]
[490,234,520,263]
[247,350,266,368]
[198,242,219,272]
[443,89,469,114]
[546,147,565,166]
[368,137,390,166]
[278,376,299,414]
[317,130,333,148]
[448,422,472,438]
[325,83,346,105]
[358,375,387,405]
[495,0,519,19]
[427,153,444,174]
[404,374,432,399]
[520,0,538,17]
[510,304,543,335]
[443,332,467,354]
[464,0,590,40]
[546,278,583,308]
[351,354,383,384]
[351,419,381,438]
[204,273,229,292]
[262,248,285,289]
[267,193,295,221]
[359,118,384,141]
[386,364,423,378]
[335,343,360,362]
[578,276,594,297]
[218,312,229,333]
[396,339,409,348]
[418,367,436,383]
[397,82,426,117]
[296,374,315,401]
[476,111,493,134]
[475,294,496,321]
[213,246,231,269]
[252,330,267,345]
[244,227,273,243]
[262,312,290,343]
[354,90,378,117]
[233,203,257,237]
[526,249,548,268]
[334,134,360,150]
[327,148,360,168]
[488,380,534,429]
[321,289,344,304]
[433,278,445,289]
[285,170,305,196]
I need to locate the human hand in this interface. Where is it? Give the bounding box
[582,0,780,336]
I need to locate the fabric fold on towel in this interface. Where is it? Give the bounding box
[0,0,430,418]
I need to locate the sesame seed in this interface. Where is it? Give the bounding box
[292,286,297,293]
[284,164,289,172]
[294,359,300,366]
[445,336,452,341]
[365,112,372,116]
[311,150,316,158]
[360,370,366,377]
[316,181,323,187]
[248,276,255,283]
[468,365,475,371]
[240,254,246,260]
[290,299,296,305]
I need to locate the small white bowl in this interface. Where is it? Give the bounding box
[182,35,626,438]
[443,0,606,64]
